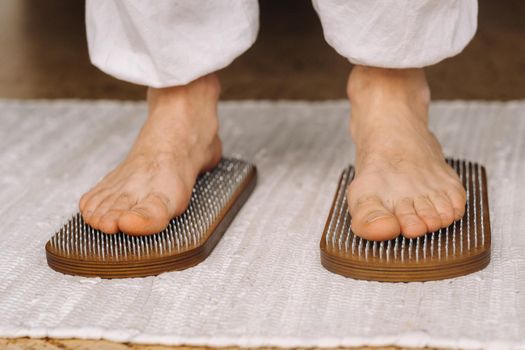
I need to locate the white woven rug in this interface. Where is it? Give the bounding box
[0,100,523,350]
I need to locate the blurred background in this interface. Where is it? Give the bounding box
[0,0,523,101]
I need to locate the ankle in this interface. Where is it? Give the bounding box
[146,73,220,126]
[147,73,221,106]
[126,74,221,160]
[347,66,430,105]
[147,74,220,140]
[347,66,431,140]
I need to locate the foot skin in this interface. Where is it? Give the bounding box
[346,66,466,241]
[79,74,222,235]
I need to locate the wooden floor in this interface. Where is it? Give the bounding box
[0,339,440,350]
[0,1,522,349]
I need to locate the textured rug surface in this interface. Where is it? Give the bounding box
[0,100,523,350]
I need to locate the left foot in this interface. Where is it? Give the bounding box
[346,66,467,241]
[79,74,222,235]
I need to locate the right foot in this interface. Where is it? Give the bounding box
[79,74,222,235]
[346,67,467,241]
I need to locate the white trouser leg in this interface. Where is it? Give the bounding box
[86,0,259,87]
[312,0,478,68]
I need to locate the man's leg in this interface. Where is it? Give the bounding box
[313,0,478,240]
[81,0,259,235]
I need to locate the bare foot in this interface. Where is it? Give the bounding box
[79,74,222,235]
[346,66,466,241]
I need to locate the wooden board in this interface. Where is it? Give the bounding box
[320,159,491,282]
[46,158,257,278]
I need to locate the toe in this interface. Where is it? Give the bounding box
[81,189,110,224]
[413,195,442,232]
[446,185,467,220]
[89,194,118,230]
[79,187,102,213]
[96,193,135,234]
[79,191,91,212]
[112,192,136,211]
[349,195,400,241]
[98,210,123,234]
[394,198,428,238]
[118,192,173,235]
[428,191,455,228]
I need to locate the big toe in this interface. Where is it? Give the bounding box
[118,193,173,235]
[349,195,400,241]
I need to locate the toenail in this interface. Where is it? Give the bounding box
[366,212,390,223]
[407,221,424,228]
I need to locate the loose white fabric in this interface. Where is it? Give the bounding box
[86,0,477,87]
[0,100,523,350]
[312,0,478,68]
[85,0,259,87]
